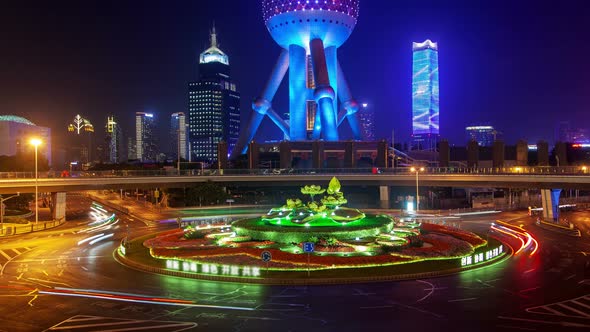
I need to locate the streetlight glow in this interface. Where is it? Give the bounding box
[30,138,43,224]
[30,138,42,147]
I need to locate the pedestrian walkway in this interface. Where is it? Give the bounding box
[0,220,65,237]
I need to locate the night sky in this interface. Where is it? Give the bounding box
[1,0,589,152]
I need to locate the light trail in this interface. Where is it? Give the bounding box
[38,287,255,311]
[492,221,539,256]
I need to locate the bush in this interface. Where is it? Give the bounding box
[407,236,424,247]
[183,230,206,240]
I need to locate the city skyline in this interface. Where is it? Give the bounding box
[0,1,589,150]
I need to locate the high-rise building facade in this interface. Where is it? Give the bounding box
[188,26,240,163]
[412,39,440,150]
[135,112,157,162]
[67,114,94,164]
[358,103,375,141]
[466,125,497,147]
[106,116,122,163]
[170,112,188,160]
[0,115,52,166]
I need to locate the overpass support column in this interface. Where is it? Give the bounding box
[279,141,292,169]
[51,192,66,221]
[312,141,324,169]
[248,141,259,169]
[541,189,561,222]
[379,186,390,209]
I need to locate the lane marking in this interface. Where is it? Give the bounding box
[0,250,12,260]
[448,297,477,302]
[556,303,590,318]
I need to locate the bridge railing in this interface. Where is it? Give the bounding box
[0,166,588,179]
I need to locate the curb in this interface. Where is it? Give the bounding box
[114,242,512,286]
[535,221,581,237]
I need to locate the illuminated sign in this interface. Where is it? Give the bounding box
[165,260,261,278]
[460,245,503,266]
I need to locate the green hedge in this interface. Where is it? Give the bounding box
[232,215,394,244]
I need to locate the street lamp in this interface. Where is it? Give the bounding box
[0,193,20,234]
[30,138,42,224]
[410,167,425,212]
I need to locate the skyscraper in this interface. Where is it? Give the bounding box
[67,114,94,164]
[171,112,188,160]
[358,103,375,141]
[466,125,497,147]
[188,26,240,163]
[135,112,157,162]
[106,116,122,163]
[412,39,440,150]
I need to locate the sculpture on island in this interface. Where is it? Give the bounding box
[231,0,363,158]
[264,177,363,225]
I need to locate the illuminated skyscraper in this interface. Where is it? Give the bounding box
[188,26,240,163]
[358,103,375,141]
[171,112,188,160]
[105,115,122,163]
[231,0,362,158]
[67,114,94,164]
[412,39,439,150]
[135,112,157,162]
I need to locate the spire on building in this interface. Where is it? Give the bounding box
[199,23,229,65]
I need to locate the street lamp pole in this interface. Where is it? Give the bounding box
[30,138,42,224]
[411,167,424,212]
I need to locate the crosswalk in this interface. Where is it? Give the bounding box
[526,294,590,319]
[45,315,197,331]
[0,247,32,272]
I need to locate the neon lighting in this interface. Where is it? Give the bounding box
[461,245,504,267]
[165,259,262,278]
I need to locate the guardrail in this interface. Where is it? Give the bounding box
[1,166,589,179]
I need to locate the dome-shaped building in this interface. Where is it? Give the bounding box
[0,115,52,166]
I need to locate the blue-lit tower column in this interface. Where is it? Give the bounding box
[412,39,440,150]
[231,0,362,159]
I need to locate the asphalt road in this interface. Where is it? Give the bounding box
[0,196,589,331]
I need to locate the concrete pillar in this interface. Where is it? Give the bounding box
[439,140,450,167]
[51,192,66,221]
[516,140,528,166]
[537,140,549,166]
[312,141,324,169]
[376,140,388,168]
[554,142,568,166]
[379,186,390,209]
[217,141,228,170]
[344,141,355,168]
[493,140,505,168]
[467,140,479,168]
[541,189,561,222]
[247,141,259,169]
[279,141,292,169]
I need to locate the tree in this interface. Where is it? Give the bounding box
[185,181,228,206]
[300,185,325,202]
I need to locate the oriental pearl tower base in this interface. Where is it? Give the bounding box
[231,0,364,159]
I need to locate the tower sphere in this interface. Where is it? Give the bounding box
[262,0,359,50]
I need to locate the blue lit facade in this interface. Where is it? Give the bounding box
[466,125,497,147]
[412,39,439,150]
[188,27,240,164]
[231,0,363,158]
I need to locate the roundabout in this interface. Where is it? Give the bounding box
[116,178,509,284]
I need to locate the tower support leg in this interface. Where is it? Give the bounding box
[310,38,338,141]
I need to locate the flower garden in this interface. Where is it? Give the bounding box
[132,178,500,280]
